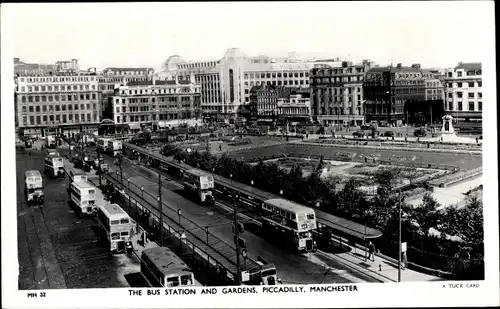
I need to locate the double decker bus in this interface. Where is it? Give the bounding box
[261,198,317,253]
[181,168,215,204]
[44,155,65,178]
[97,204,133,254]
[24,170,44,206]
[141,247,197,287]
[97,137,111,152]
[69,181,97,215]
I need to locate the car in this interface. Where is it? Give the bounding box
[414,128,427,137]
[353,131,365,138]
[383,131,394,137]
[360,124,372,130]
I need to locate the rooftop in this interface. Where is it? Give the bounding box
[455,62,482,70]
[265,198,314,213]
[142,247,192,275]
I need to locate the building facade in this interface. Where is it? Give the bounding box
[363,63,426,125]
[310,60,373,126]
[159,49,334,121]
[422,70,445,102]
[98,67,155,122]
[110,75,201,131]
[277,88,311,123]
[15,74,101,137]
[443,62,482,122]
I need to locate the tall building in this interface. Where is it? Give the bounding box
[158,48,334,121]
[310,60,373,126]
[277,87,311,124]
[15,74,100,137]
[110,75,201,132]
[14,58,56,76]
[98,67,155,122]
[443,62,482,123]
[363,63,427,125]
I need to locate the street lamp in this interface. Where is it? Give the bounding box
[141,186,144,199]
[241,248,248,270]
[205,226,209,245]
[280,189,283,195]
[177,208,182,226]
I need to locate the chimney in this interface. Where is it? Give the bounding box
[396,63,402,69]
[411,63,421,70]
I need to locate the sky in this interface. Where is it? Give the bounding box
[4,1,495,71]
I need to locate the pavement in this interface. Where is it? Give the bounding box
[407,175,483,208]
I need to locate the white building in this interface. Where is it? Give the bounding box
[158,48,336,121]
[444,62,482,122]
[15,74,100,137]
[111,75,202,132]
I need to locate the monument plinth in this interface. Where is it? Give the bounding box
[439,115,457,142]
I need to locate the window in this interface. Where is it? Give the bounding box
[62,114,67,123]
[458,102,463,111]
[86,94,90,100]
[478,81,482,87]
[92,93,96,100]
[457,92,463,98]
[22,106,27,113]
[468,93,474,98]
[35,96,40,102]
[80,104,84,110]
[457,71,462,77]
[55,95,59,101]
[468,102,475,111]
[41,95,46,102]
[56,115,60,122]
[478,92,482,98]
[28,96,33,102]
[62,104,66,111]
[21,96,26,103]
[29,116,35,125]
[468,82,474,87]
[86,103,90,110]
[43,115,47,122]
[35,106,40,113]
[457,82,462,88]
[28,106,34,113]
[68,95,72,101]
[478,102,482,111]
[48,95,53,102]
[74,104,79,110]
[42,105,47,112]
[68,104,73,111]
[80,94,85,100]
[55,105,60,111]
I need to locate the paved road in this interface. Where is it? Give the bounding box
[16,149,141,289]
[91,148,379,284]
[227,144,482,171]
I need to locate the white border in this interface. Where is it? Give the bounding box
[1,2,499,308]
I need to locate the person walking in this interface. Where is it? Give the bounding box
[367,241,376,262]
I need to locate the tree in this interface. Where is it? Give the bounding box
[458,196,484,246]
[411,193,441,237]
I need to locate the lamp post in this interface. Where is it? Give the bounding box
[280,189,283,196]
[141,186,144,199]
[178,208,182,226]
[205,226,209,245]
[157,196,163,246]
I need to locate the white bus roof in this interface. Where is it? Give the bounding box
[99,203,127,218]
[25,170,42,178]
[185,168,212,178]
[71,181,95,190]
[264,198,314,214]
[46,155,63,160]
[142,247,193,276]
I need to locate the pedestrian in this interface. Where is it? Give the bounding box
[368,241,376,261]
[28,151,32,159]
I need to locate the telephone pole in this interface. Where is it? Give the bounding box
[234,194,241,285]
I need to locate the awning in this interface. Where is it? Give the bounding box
[316,210,383,239]
[129,123,141,130]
